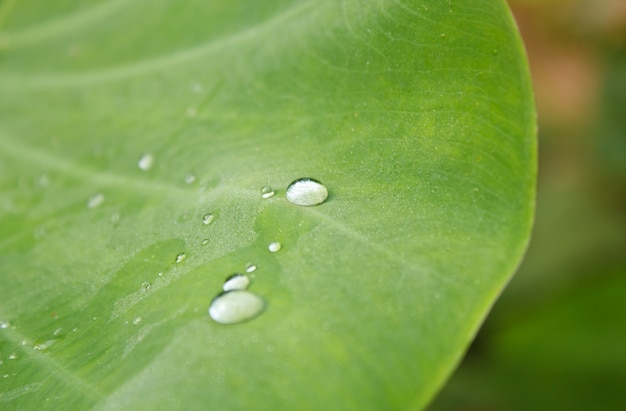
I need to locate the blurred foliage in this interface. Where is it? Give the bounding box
[429,0,626,409]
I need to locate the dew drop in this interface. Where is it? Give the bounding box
[286,178,329,206]
[38,174,50,187]
[268,242,282,253]
[175,253,186,263]
[33,340,56,351]
[0,321,9,329]
[87,193,105,209]
[245,263,257,273]
[185,174,196,184]
[141,281,151,290]
[138,153,154,171]
[223,274,250,292]
[132,316,142,325]
[201,239,209,246]
[202,213,215,225]
[208,291,264,325]
[8,353,17,360]
[261,186,275,199]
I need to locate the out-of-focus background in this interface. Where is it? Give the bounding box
[430,1,626,409]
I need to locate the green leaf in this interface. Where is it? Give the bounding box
[0,1,535,409]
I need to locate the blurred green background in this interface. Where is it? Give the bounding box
[430,1,626,409]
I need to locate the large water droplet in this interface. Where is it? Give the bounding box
[175,253,186,263]
[208,291,264,325]
[87,193,105,209]
[202,213,215,225]
[261,186,275,199]
[268,241,282,253]
[286,178,328,206]
[138,153,154,171]
[223,274,250,292]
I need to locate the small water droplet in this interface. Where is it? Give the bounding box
[87,193,105,209]
[0,321,9,329]
[138,153,154,171]
[261,186,275,199]
[268,242,282,253]
[440,33,446,39]
[245,263,257,273]
[286,178,329,206]
[141,281,151,290]
[8,353,17,360]
[202,213,215,225]
[33,340,56,351]
[132,316,142,325]
[53,328,63,336]
[223,274,251,292]
[185,174,196,184]
[201,238,209,245]
[2,374,8,379]
[175,253,186,263]
[208,291,265,325]
[37,174,50,187]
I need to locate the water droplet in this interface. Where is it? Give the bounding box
[185,174,196,184]
[440,33,446,39]
[202,213,215,225]
[261,186,275,199]
[268,242,282,253]
[201,238,209,245]
[132,316,142,325]
[2,374,8,379]
[286,178,329,206]
[0,321,9,329]
[87,193,105,209]
[37,174,50,187]
[208,291,265,325]
[8,353,17,360]
[138,153,154,171]
[53,328,63,336]
[245,263,257,273]
[175,253,186,263]
[141,281,151,290]
[33,340,56,351]
[223,274,251,292]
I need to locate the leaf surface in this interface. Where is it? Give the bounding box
[0,1,535,409]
